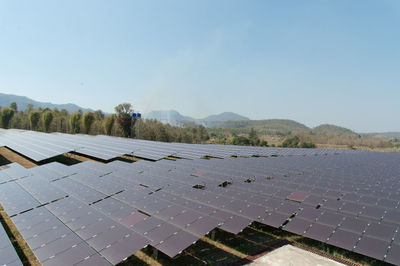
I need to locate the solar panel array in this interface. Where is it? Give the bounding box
[1,129,400,265]
[0,150,400,265]
[0,129,354,162]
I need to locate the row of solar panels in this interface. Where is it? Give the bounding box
[0,220,21,266]
[1,151,400,265]
[0,129,356,162]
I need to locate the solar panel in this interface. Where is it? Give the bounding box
[74,254,111,266]
[131,217,164,235]
[364,222,397,242]
[0,222,22,266]
[296,206,323,221]
[155,230,199,257]
[287,191,308,202]
[261,212,289,228]
[339,202,364,215]
[99,233,148,264]
[353,236,389,261]
[360,205,386,220]
[146,223,180,244]
[75,219,116,241]
[40,242,100,266]
[0,162,30,180]
[172,211,201,228]
[303,223,334,243]
[119,212,148,228]
[0,181,40,216]
[219,215,252,234]
[386,243,400,265]
[316,211,345,227]
[338,216,369,234]
[283,217,312,235]
[326,229,360,250]
[33,233,83,262]
[185,216,220,236]
[86,224,135,252]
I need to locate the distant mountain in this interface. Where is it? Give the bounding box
[0,93,92,113]
[207,120,362,137]
[144,110,197,125]
[143,110,249,126]
[143,110,362,136]
[311,124,357,136]
[201,112,249,122]
[363,132,400,140]
[2,93,389,138]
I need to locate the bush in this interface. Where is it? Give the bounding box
[282,135,315,148]
[282,135,300,148]
[300,142,316,148]
[1,108,15,129]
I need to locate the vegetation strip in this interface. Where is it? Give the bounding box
[200,236,248,259]
[134,250,162,266]
[0,147,37,168]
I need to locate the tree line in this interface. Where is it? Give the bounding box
[209,128,269,147]
[0,102,211,144]
[0,102,276,148]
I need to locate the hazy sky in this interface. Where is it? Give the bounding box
[1,0,399,132]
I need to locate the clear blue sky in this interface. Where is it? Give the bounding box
[1,0,399,132]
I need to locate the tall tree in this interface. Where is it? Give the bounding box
[1,108,15,129]
[42,111,54,132]
[115,103,133,137]
[197,125,209,142]
[104,115,115,136]
[25,104,34,114]
[155,123,169,142]
[248,128,260,146]
[60,109,69,116]
[69,112,82,134]
[9,102,18,112]
[94,110,104,121]
[82,112,95,134]
[29,111,41,130]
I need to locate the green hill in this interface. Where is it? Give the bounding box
[208,120,359,137]
[207,119,310,135]
[311,124,357,136]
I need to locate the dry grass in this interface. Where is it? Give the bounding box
[64,152,101,163]
[119,154,143,162]
[164,156,180,161]
[134,250,162,266]
[0,147,37,168]
[201,235,248,259]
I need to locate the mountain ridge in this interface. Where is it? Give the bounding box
[2,93,397,137]
[0,93,93,113]
[144,110,249,125]
[311,124,357,136]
